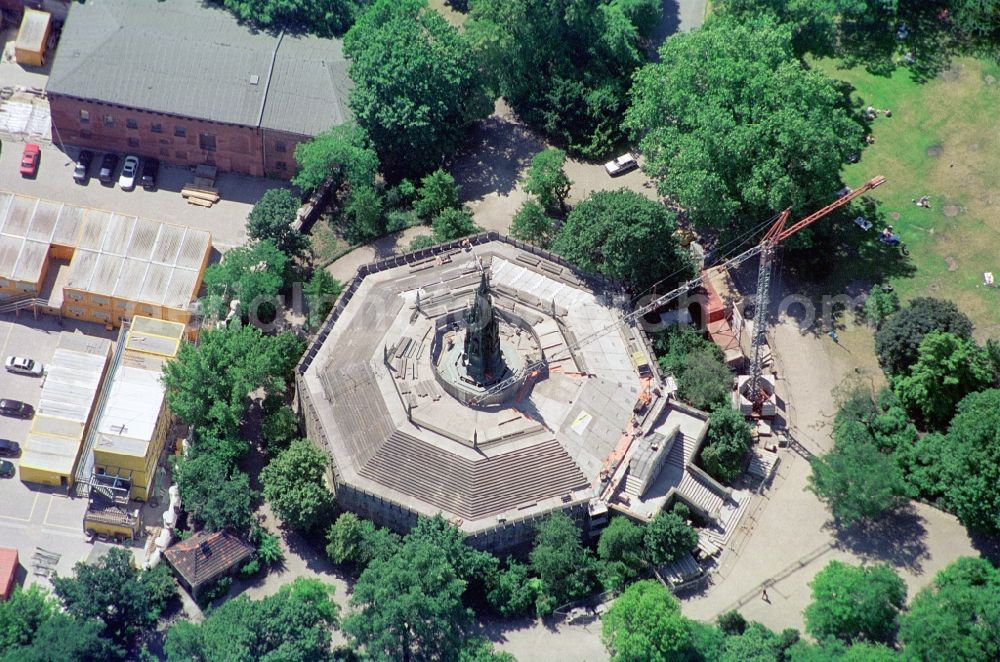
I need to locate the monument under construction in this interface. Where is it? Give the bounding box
[297,234,743,552]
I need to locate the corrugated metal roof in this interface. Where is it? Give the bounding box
[36,336,111,423]
[20,433,78,474]
[31,415,85,439]
[127,316,184,357]
[47,0,351,136]
[0,191,210,306]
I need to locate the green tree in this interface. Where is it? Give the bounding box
[674,348,732,411]
[326,512,401,568]
[261,439,336,532]
[597,517,646,590]
[701,406,753,483]
[433,208,479,243]
[601,580,694,662]
[344,538,471,662]
[303,268,343,330]
[804,560,906,643]
[509,200,555,247]
[529,512,596,613]
[409,235,437,251]
[52,547,176,648]
[345,0,491,177]
[0,585,57,651]
[458,637,516,662]
[202,240,288,323]
[247,189,309,259]
[468,0,661,157]
[873,297,973,376]
[891,332,995,430]
[292,124,379,195]
[339,184,385,242]
[625,13,863,239]
[414,169,461,221]
[165,578,339,662]
[643,510,698,565]
[486,560,539,618]
[862,286,899,329]
[940,389,1000,533]
[808,421,903,525]
[523,148,572,213]
[261,404,301,453]
[0,612,120,662]
[551,189,692,290]
[163,325,304,441]
[898,557,1000,662]
[211,0,371,37]
[172,454,255,532]
[406,515,497,582]
[721,622,798,662]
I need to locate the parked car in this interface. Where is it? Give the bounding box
[119,155,140,190]
[99,153,119,184]
[20,143,41,177]
[0,399,33,419]
[0,460,13,479]
[74,150,94,184]
[0,439,20,457]
[604,152,638,177]
[140,158,159,190]
[5,356,43,376]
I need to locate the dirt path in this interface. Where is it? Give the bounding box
[679,303,976,632]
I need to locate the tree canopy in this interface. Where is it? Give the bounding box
[523,148,572,213]
[344,0,491,177]
[510,200,555,248]
[625,12,863,239]
[701,406,753,483]
[0,612,120,662]
[873,297,973,376]
[890,331,995,430]
[939,389,1000,533]
[433,208,479,243]
[898,556,1000,662]
[804,560,906,643]
[52,547,176,649]
[643,509,698,566]
[326,512,401,569]
[260,439,336,532]
[529,512,596,614]
[172,453,255,532]
[0,585,57,652]
[209,0,372,37]
[202,240,288,323]
[246,189,309,260]
[165,578,340,662]
[413,169,461,222]
[808,419,904,525]
[344,534,472,662]
[601,580,694,662]
[468,0,661,158]
[292,124,379,196]
[551,189,692,290]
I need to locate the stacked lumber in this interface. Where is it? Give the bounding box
[181,183,220,207]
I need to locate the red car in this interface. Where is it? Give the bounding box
[20,143,40,177]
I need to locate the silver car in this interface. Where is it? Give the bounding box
[604,153,638,177]
[119,155,140,191]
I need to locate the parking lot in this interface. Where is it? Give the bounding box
[0,314,119,588]
[0,139,285,251]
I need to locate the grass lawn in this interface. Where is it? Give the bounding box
[816,56,1000,339]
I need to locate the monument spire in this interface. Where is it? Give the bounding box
[463,271,504,385]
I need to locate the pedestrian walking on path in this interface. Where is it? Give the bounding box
[762,588,770,603]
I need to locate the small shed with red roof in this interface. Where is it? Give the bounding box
[0,547,20,601]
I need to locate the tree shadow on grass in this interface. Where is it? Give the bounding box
[835,3,953,84]
[826,502,930,574]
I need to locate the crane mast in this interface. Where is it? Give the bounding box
[471,176,886,406]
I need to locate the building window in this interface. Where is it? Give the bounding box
[81,129,92,139]
[91,295,109,305]
[274,141,286,153]
[68,306,85,316]
[175,151,187,159]
[174,125,186,137]
[92,311,110,321]
[128,137,139,148]
[67,291,84,302]
[199,133,217,152]
[151,123,162,133]
[103,115,114,127]
[126,118,138,129]
[79,109,89,123]
[275,161,288,171]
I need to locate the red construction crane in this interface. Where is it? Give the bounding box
[472,176,886,406]
[745,175,886,405]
